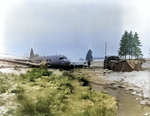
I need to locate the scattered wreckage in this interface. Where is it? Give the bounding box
[70,61,88,68]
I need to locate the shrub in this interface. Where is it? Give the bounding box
[17,98,36,115]
[10,73,17,77]
[63,71,75,80]
[0,86,7,94]
[59,82,74,94]
[17,94,25,100]
[0,78,10,94]
[79,77,90,86]
[11,85,25,94]
[19,67,53,82]
[20,73,26,80]
[11,85,25,101]
[16,95,55,116]
[15,69,117,116]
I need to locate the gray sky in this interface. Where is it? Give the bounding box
[0,0,150,60]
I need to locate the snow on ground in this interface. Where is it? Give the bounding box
[0,93,17,115]
[0,68,16,74]
[91,60,103,67]
[0,68,28,75]
[90,60,150,98]
[0,53,28,60]
[143,60,150,68]
[106,70,150,98]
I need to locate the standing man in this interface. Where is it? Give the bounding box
[85,49,93,68]
[87,60,91,68]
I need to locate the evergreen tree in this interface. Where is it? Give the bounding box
[127,31,133,59]
[118,31,129,59]
[133,32,143,58]
[85,49,93,61]
[118,31,143,59]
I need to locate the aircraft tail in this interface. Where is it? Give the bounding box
[30,48,34,59]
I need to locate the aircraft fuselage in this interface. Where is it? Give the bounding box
[30,54,70,67]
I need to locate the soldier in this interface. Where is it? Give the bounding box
[85,49,93,68]
[87,60,91,68]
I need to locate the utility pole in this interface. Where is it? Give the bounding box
[105,42,107,56]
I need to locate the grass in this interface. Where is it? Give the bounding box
[19,67,52,82]
[0,73,18,116]
[0,77,9,94]
[0,67,117,116]
[0,73,14,94]
[13,67,117,116]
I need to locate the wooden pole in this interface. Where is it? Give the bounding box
[105,42,107,56]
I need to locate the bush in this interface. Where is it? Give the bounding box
[59,82,74,94]
[0,78,10,94]
[19,67,53,82]
[0,86,7,94]
[20,73,26,80]
[17,98,36,115]
[11,85,25,94]
[11,86,25,101]
[16,94,64,116]
[15,69,117,116]
[63,71,75,80]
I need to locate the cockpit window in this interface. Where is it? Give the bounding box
[46,59,51,61]
[60,57,64,60]
[63,55,68,59]
[60,56,68,60]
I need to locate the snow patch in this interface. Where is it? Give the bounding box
[107,70,150,98]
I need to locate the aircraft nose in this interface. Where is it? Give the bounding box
[67,60,70,65]
[65,60,70,65]
[62,59,70,66]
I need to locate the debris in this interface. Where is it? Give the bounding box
[101,91,108,94]
[136,98,139,101]
[132,91,137,95]
[118,85,125,88]
[140,100,146,105]
[146,101,150,106]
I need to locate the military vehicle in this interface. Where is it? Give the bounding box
[103,56,119,69]
[103,55,143,72]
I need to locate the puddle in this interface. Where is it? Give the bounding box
[91,83,150,116]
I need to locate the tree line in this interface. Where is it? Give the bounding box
[118,31,143,59]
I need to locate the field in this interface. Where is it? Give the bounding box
[0,66,117,116]
[1,59,150,115]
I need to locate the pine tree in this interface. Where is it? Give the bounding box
[133,32,143,58]
[127,31,133,59]
[85,49,93,61]
[118,31,129,59]
[118,31,143,59]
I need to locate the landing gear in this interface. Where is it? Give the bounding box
[46,63,51,67]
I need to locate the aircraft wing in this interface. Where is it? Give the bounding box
[0,58,46,67]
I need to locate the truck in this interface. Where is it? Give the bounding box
[103,55,143,72]
[103,56,119,70]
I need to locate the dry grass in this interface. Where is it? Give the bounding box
[1,67,117,116]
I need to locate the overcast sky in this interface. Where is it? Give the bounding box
[0,0,150,60]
